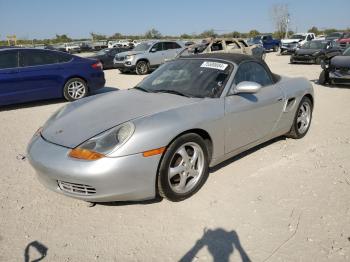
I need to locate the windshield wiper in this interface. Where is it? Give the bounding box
[154,89,191,98]
[133,86,150,93]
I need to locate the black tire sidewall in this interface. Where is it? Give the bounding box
[63,78,88,101]
[158,133,209,202]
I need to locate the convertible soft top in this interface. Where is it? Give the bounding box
[183,53,280,83]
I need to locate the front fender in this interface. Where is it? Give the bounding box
[109,98,226,162]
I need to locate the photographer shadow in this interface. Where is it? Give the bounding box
[180,228,251,262]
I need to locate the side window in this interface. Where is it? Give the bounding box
[211,41,224,51]
[307,35,312,41]
[56,53,72,63]
[234,62,273,87]
[21,50,58,67]
[0,51,18,69]
[152,43,163,52]
[164,42,181,49]
[226,41,241,49]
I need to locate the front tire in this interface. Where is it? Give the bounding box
[286,97,313,139]
[273,45,279,52]
[135,60,149,75]
[157,133,209,202]
[63,78,88,102]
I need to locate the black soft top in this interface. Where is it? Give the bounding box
[183,53,280,83]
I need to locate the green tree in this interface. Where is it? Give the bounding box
[144,28,162,39]
[90,32,107,41]
[199,29,217,38]
[248,30,260,37]
[308,26,320,35]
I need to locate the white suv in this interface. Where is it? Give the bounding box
[281,33,316,54]
[113,40,184,75]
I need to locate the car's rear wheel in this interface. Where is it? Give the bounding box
[158,133,209,202]
[135,60,149,75]
[273,45,279,52]
[286,97,313,139]
[315,57,322,65]
[63,78,88,101]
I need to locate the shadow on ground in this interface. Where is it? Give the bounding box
[24,241,48,262]
[180,228,251,262]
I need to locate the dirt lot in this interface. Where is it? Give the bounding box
[1,53,350,262]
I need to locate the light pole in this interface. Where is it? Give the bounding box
[285,13,290,39]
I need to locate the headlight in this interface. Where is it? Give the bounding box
[69,122,135,160]
[125,55,135,61]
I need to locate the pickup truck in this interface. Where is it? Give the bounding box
[280,33,316,54]
[249,35,281,52]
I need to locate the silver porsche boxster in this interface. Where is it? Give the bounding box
[27,53,314,202]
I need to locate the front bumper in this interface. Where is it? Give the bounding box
[113,61,136,71]
[280,45,298,54]
[27,135,161,202]
[329,69,350,84]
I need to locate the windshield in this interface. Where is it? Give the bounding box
[96,49,108,55]
[135,59,233,98]
[301,41,327,49]
[328,32,342,38]
[290,34,305,40]
[343,47,350,56]
[133,42,152,52]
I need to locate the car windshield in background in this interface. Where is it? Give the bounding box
[291,35,305,40]
[302,41,326,49]
[343,47,350,56]
[135,59,233,98]
[328,32,342,38]
[96,49,108,55]
[133,42,152,52]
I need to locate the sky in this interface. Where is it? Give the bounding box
[0,0,349,40]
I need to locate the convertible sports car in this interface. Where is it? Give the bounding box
[27,53,314,202]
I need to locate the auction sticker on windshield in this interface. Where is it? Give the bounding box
[201,61,228,71]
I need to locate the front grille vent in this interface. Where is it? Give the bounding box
[58,181,96,195]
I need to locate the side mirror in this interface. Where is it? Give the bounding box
[235,81,261,94]
[150,48,157,53]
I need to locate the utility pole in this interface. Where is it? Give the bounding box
[285,13,290,39]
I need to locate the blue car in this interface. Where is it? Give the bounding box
[0,48,105,106]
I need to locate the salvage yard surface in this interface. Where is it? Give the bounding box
[1,53,350,261]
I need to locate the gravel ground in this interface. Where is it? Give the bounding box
[0,53,350,262]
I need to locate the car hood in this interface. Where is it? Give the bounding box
[338,38,350,43]
[41,89,200,148]
[116,50,144,57]
[281,39,303,44]
[330,56,350,68]
[295,48,320,55]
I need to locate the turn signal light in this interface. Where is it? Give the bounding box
[143,147,166,157]
[69,148,105,160]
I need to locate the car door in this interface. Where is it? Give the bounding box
[148,42,165,66]
[224,61,284,153]
[0,50,21,105]
[18,49,64,101]
[263,35,273,49]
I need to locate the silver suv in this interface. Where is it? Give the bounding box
[113,40,184,75]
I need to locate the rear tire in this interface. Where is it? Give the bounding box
[157,133,209,202]
[273,45,279,52]
[318,70,326,85]
[63,78,88,102]
[315,57,322,65]
[286,97,313,139]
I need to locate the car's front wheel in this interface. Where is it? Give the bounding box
[158,133,209,202]
[273,45,279,52]
[135,60,149,75]
[63,78,88,101]
[286,96,313,139]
